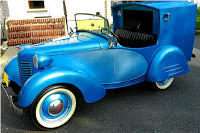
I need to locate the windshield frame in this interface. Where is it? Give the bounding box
[74,13,110,35]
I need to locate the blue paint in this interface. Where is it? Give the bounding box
[146,45,190,82]
[4,56,20,86]
[18,67,106,107]
[2,1,196,108]
[112,1,196,62]
[101,49,148,84]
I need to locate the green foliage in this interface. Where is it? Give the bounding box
[1,50,5,57]
[197,7,200,14]
[196,7,200,30]
[109,24,113,30]
[195,30,200,35]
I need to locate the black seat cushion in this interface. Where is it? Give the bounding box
[115,29,157,48]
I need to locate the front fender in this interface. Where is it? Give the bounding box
[4,56,20,86]
[146,45,190,82]
[18,67,106,107]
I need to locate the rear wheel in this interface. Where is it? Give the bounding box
[154,77,174,90]
[31,85,76,130]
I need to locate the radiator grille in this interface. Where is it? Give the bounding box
[18,62,32,86]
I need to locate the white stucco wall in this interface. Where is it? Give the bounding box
[7,0,27,19]
[186,0,200,7]
[7,0,64,20]
[66,0,105,20]
[44,0,64,18]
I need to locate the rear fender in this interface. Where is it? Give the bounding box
[3,56,20,86]
[146,45,190,82]
[18,67,106,107]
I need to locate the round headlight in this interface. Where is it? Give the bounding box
[33,54,38,69]
[33,54,53,69]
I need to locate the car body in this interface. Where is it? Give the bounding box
[2,1,197,130]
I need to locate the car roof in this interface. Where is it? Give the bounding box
[112,1,196,10]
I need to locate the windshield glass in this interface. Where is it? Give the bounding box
[75,13,109,35]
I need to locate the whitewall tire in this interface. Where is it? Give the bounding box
[154,77,174,90]
[31,85,76,130]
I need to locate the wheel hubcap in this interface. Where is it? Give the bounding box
[41,93,70,119]
[157,79,169,86]
[48,100,64,116]
[35,88,76,128]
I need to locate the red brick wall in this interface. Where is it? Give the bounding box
[7,18,66,46]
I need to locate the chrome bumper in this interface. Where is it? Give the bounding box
[1,83,23,115]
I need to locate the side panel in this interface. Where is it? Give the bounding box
[50,50,102,83]
[114,49,148,77]
[159,5,197,61]
[3,56,20,86]
[146,45,190,82]
[101,49,148,84]
[18,67,106,107]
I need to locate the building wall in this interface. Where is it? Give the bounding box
[1,0,10,39]
[4,0,112,35]
[7,0,64,20]
[188,0,200,7]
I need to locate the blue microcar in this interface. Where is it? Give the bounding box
[2,1,197,130]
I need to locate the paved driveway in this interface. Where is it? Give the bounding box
[1,36,200,133]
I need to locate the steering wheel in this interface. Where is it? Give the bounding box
[110,31,120,42]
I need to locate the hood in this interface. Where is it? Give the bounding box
[32,32,109,55]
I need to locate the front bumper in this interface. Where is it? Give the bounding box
[1,82,23,115]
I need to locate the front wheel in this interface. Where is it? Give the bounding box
[31,85,76,130]
[154,77,174,90]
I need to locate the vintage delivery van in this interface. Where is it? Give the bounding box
[2,1,197,130]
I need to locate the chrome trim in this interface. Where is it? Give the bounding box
[48,100,64,116]
[163,64,180,69]
[33,54,38,69]
[165,67,182,73]
[168,70,184,76]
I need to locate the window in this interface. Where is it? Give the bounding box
[28,0,45,9]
